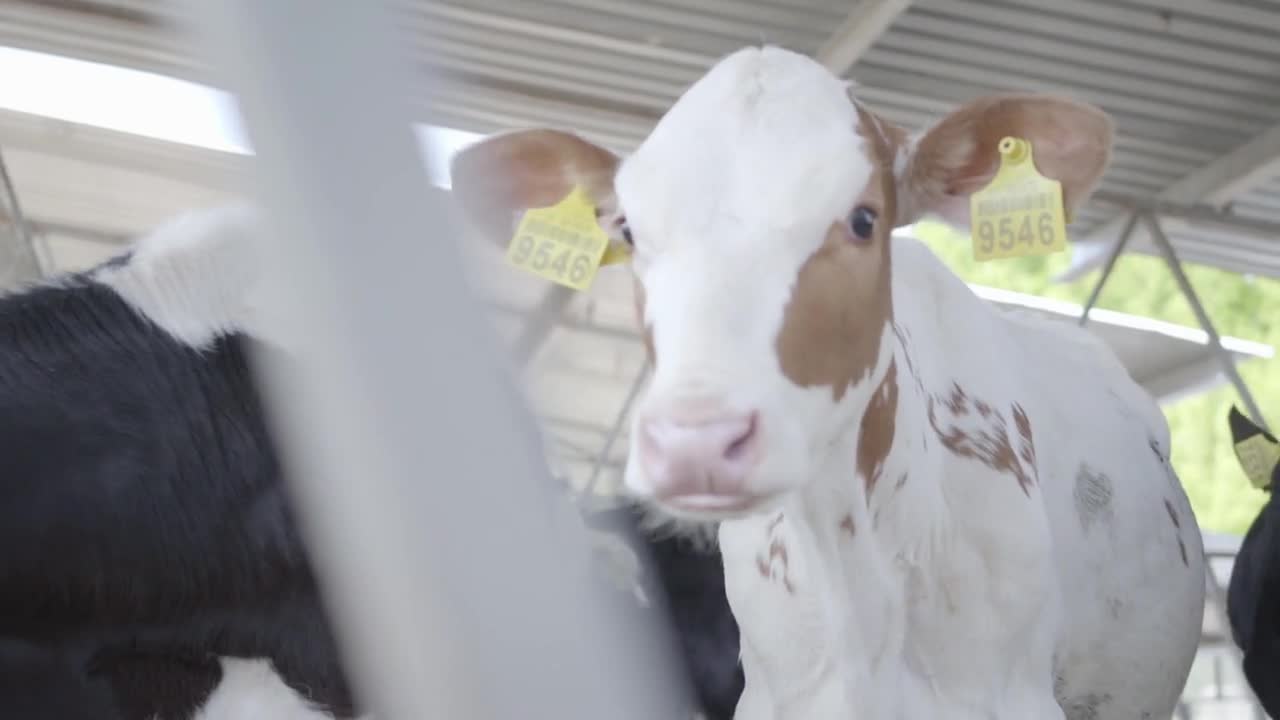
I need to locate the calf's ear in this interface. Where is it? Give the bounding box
[893,95,1113,229]
[449,129,622,248]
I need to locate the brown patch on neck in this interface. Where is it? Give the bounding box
[774,104,899,400]
[890,321,923,393]
[1012,403,1037,474]
[755,537,796,594]
[633,277,655,365]
[927,384,1038,497]
[858,359,899,499]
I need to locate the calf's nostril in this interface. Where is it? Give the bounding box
[722,413,758,461]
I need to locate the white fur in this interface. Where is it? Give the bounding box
[192,658,364,720]
[94,203,287,350]
[619,46,874,510]
[609,46,1203,719]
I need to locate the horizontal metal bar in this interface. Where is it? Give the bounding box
[1090,190,1280,241]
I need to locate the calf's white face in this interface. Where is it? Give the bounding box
[451,46,1112,521]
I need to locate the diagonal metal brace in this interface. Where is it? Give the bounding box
[1143,212,1269,434]
[1078,211,1140,327]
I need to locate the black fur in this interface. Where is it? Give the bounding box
[0,638,123,720]
[0,262,742,718]
[0,270,351,718]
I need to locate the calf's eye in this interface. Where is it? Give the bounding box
[848,206,877,244]
[615,215,634,246]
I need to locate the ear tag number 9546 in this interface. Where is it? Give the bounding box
[969,136,1068,262]
[506,185,621,291]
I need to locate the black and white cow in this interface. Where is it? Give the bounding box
[1226,404,1280,717]
[0,206,741,719]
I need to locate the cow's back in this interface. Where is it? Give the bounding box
[995,305,1205,718]
[0,277,299,632]
[0,272,356,717]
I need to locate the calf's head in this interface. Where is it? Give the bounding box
[452,46,1111,520]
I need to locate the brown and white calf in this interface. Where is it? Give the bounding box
[451,46,1205,720]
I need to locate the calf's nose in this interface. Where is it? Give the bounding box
[637,409,760,507]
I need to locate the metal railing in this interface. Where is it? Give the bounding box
[172,2,687,718]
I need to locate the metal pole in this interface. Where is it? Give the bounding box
[512,285,576,366]
[585,362,649,497]
[1078,211,1139,327]
[175,3,686,719]
[1143,213,1270,433]
[0,146,42,288]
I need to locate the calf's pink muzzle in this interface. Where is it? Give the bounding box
[636,404,762,512]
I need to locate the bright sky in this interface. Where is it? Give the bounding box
[0,45,482,188]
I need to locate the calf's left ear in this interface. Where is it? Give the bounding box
[893,95,1114,229]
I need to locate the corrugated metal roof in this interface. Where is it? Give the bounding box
[1236,177,1280,224]
[0,0,1276,275]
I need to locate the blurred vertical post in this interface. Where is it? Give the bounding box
[173,2,687,719]
[0,147,42,289]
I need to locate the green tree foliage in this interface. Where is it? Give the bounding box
[912,220,1278,536]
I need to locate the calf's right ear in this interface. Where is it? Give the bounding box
[449,129,622,249]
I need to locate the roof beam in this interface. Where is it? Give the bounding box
[1141,354,1238,408]
[1057,120,1280,283]
[815,0,912,76]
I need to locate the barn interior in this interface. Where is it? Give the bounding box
[0,2,1277,717]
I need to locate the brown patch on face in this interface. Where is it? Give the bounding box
[858,359,898,499]
[1164,498,1189,567]
[927,384,1038,497]
[633,278,655,365]
[839,513,856,537]
[774,103,900,401]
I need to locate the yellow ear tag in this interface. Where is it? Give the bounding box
[969,136,1069,262]
[600,242,633,266]
[506,185,616,291]
[1234,434,1280,490]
